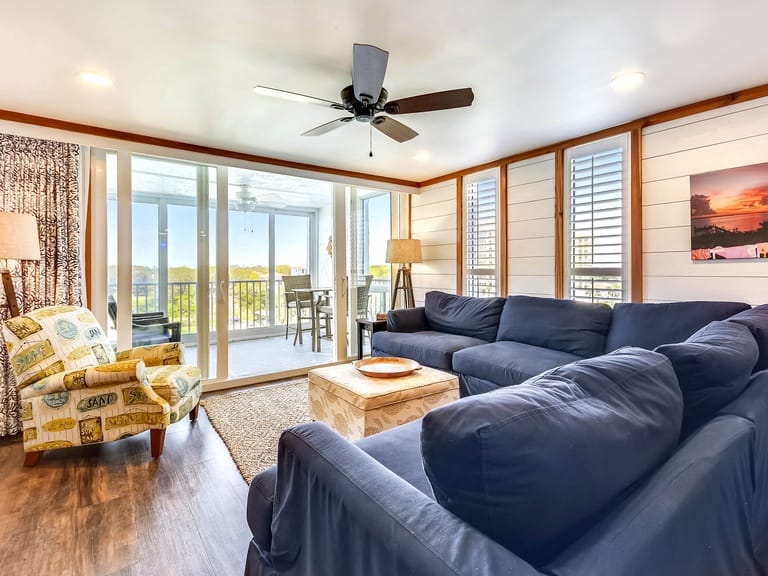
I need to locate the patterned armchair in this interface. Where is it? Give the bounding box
[2,305,201,467]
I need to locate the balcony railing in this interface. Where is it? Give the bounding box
[110,278,391,335]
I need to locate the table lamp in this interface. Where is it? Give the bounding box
[386,239,422,309]
[0,212,41,317]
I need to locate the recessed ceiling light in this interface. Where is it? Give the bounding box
[413,150,431,162]
[79,71,113,87]
[610,71,645,92]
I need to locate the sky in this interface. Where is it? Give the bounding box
[108,189,390,270]
[691,162,768,215]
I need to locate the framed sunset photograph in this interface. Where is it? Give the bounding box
[690,162,768,260]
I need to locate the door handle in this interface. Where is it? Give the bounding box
[219,280,226,303]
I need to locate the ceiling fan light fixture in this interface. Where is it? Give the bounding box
[610,71,645,92]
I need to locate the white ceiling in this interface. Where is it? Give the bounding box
[2,0,767,183]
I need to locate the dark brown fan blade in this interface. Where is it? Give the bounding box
[301,117,353,136]
[372,116,418,143]
[384,88,474,114]
[254,85,342,108]
[352,44,388,104]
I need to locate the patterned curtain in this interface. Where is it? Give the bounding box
[0,134,81,436]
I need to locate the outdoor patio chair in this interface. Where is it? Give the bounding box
[315,275,373,349]
[282,274,314,345]
[107,295,181,347]
[3,305,201,467]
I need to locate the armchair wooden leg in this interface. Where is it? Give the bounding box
[150,428,166,458]
[23,451,42,467]
[189,401,200,422]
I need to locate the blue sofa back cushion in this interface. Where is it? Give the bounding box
[496,295,612,358]
[421,348,682,567]
[728,304,768,372]
[605,300,750,352]
[424,291,506,343]
[655,321,758,437]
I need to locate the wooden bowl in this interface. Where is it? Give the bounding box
[353,357,421,378]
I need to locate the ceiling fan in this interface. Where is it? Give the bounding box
[254,44,474,151]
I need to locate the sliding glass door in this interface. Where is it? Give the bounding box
[102,151,395,388]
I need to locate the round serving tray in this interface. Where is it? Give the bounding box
[352,357,422,378]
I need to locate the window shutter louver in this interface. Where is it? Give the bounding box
[568,146,624,304]
[465,177,497,297]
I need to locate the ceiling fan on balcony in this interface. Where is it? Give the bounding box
[254,43,474,155]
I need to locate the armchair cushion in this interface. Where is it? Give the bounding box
[3,305,116,391]
[116,342,186,366]
[421,348,682,566]
[19,359,145,399]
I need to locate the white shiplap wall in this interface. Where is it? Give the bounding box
[507,154,556,297]
[643,96,768,304]
[411,179,458,305]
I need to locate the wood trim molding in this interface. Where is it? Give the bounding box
[630,127,643,302]
[644,83,768,127]
[554,149,565,299]
[456,177,464,295]
[0,109,419,189]
[498,164,508,296]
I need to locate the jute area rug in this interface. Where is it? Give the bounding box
[200,378,312,483]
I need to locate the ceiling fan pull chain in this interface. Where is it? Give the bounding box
[369,122,373,157]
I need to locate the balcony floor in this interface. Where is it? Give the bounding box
[184,332,368,380]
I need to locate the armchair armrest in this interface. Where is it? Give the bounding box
[19,359,147,399]
[116,342,185,366]
[264,423,540,576]
[386,306,429,332]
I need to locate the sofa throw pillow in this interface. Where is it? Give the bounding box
[495,295,612,358]
[728,304,768,372]
[656,321,758,436]
[421,348,682,567]
[605,300,750,352]
[424,291,506,343]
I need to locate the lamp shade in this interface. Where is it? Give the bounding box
[0,212,41,262]
[386,239,422,264]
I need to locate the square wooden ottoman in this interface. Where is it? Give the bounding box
[308,363,459,440]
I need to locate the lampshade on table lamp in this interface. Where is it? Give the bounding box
[0,212,41,317]
[386,239,422,309]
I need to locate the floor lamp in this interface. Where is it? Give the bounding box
[0,212,41,318]
[386,239,422,310]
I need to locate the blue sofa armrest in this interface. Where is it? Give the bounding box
[263,423,542,576]
[387,306,429,332]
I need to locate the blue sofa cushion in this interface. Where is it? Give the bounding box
[728,304,768,372]
[496,295,612,357]
[424,291,506,343]
[605,300,750,352]
[371,330,488,372]
[453,341,583,389]
[421,348,682,566]
[656,321,758,436]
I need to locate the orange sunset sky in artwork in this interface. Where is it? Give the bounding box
[691,162,768,217]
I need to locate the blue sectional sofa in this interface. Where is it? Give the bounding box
[244,296,768,576]
[373,291,750,395]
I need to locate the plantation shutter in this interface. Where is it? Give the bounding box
[465,176,498,297]
[568,146,624,304]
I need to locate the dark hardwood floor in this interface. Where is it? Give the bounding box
[0,406,252,576]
